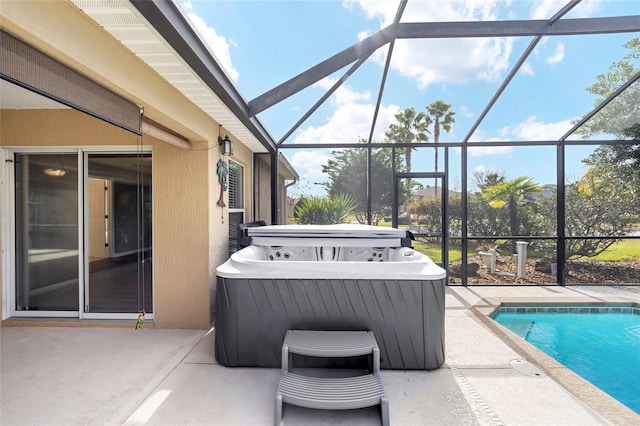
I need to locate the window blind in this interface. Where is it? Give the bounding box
[228,160,244,209]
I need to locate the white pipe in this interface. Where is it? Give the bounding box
[516,241,528,278]
[141,121,191,150]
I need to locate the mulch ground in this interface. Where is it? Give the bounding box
[448,254,640,285]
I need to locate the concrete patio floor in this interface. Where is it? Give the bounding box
[2,285,639,425]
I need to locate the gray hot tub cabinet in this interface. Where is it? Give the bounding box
[214,224,446,370]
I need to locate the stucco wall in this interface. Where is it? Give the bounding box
[0,0,291,327]
[1,109,211,329]
[1,1,225,328]
[153,136,209,329]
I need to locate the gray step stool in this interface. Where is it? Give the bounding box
[275,330,389,426]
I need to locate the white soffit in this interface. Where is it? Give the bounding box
[70,0,266,152]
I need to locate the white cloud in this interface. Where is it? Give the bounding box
[345,0,515,89]
[530,0,562,19]
[467,133,514,156]
[499,115,575,140]
[179,2,239,82]
[545,43,565,65]
[473,164,505,175]
[453,144,514,157]
[521,61,535,76]
[313,77,372,106]
[290,77,401,178]
[342,0,396,26]
[291,151,331,179]
[458,114,578,157]
[393,38,513,89]
[468,145,514,156]
[459,105,474,118]
[573,0,605,17]
[293,102,399,144]
[532,0,604,19]
[453,131,514,156]
[473,165,486,174]
[294,78,399,145]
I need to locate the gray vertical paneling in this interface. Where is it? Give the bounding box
[214,277,446,370]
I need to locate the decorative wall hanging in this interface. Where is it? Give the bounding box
[217,158,228,208]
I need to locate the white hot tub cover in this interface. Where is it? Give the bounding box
[217,224,446,280]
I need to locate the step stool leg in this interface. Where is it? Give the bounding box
[373,347,380,373]
[380,396,389,426]
[281,345,289,373]
[274,393,283,426]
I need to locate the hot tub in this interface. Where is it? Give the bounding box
[214,224,447,370]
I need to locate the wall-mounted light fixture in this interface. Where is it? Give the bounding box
[218,125,234,156]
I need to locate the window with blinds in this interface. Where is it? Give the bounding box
[228,160,244,256]
[228,160,244,209]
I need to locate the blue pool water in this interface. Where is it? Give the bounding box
[493,306,640,414]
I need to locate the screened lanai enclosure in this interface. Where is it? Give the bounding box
[241,0,639,286]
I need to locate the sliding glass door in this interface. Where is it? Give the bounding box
[14,153,80,312]
[84,154,152,314]
[12,151,152,318]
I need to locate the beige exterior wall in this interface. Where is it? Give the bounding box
[1,0,295,328]
[0,109,212,328]
[0,1,222,329]
[153,135,210,329]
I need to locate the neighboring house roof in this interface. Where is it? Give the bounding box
[413,186,459,199]
[70,0,276,154]
[531,184,557,199]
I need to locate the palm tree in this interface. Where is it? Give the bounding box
[425,100,455,194]
[482,176,542,252]
[385,107,430,171]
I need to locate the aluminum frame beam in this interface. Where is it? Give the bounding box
[248,26,395,116]
[365,0,408,224]
[277,56,370,145]
[463,0,583,142]
[395,16,640,39]
[249,15,639,118]
[560,70,640,140]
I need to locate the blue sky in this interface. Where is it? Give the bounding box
[178,0,638,195]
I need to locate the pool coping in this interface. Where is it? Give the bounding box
[468,297,639,425]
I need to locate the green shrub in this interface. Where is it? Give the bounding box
[293,194,356,224]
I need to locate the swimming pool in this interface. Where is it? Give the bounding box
[492,305,640,415]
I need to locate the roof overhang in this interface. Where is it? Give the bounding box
[279,153,299,182]
[70,0,276,154]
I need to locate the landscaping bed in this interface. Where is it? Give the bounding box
[448,254,640,285]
